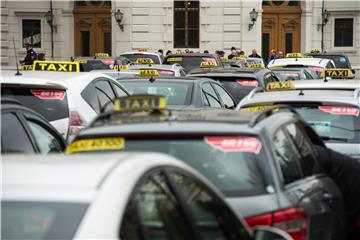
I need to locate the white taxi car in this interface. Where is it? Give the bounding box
[118,51,163,64]
[2,153,292,240]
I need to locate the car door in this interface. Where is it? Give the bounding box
[201,82,222,108]
[211,83,236,109]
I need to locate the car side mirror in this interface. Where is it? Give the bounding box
[253,226,293,240]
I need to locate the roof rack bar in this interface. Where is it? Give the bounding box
[248,105,298,127]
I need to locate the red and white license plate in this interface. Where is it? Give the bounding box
[204,136,262,154]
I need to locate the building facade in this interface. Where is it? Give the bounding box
[1,0,359,71]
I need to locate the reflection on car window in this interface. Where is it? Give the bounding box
[212,84,235,108]
[95,80,115,110]
[202,83,221,108]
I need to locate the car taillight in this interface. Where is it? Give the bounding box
[308,66,324,72]
[236,80,258,87]
[245,207,308,240]
[31,89,65,100]
[101,59,114,65]
[69,110,86,135]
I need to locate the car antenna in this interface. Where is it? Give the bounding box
[299,90,304,96]
[149,76,156,83]
[12,37,22,76]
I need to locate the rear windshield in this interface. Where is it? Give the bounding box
[120,54,161,64]
[121,81,193,106]
[1,201,88,239]
[309,55,350,68]
[80,60,111,71]
[279,65,324,78]
[1,87,69,122]
[273,71,303,81]
[164,56,220,72]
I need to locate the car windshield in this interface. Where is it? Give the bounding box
[164,56,219,72]
[120,54,161,64]
[121,81,193,106]
[1,201,88,239]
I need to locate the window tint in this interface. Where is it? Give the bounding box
[120,172,193,240]
[26,120,63,153]
[285,123,316,177]
[202,83,221,108]
[212,83,235,109]
[273,129,302,184]
[81,83,100,113]
[169,170,250,240]
[112,83,127,97]
[1,113,35,154]
[94,80,115,110]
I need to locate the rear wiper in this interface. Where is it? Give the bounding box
[321,136,349,142]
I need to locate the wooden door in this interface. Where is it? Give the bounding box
[74,1,111,57]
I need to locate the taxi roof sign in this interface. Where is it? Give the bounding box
[200,61,218,68]
[138,69,159,77]
[138,48,148,52]
[220,56,228,62]
[33,60,80,72]
[21,65,33,71]
[135,58,154,64]
[266,81,295,91]
[113,95,167,113]
[325,69,353,79]
[285,53,303,58]
[112,65,129,71]
[249,63,265,69]
[95,52,109,58]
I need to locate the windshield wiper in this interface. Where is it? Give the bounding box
[321,136,349,142]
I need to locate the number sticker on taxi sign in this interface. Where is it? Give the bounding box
[138,69,159,77]
[136,58,154,64]
[33,60,80,72]
[112,65,129,71]
[324,69,353,79]
[204,136,262,154]
[21,65,33,71]
[266,81,295,91]
[285,53,303,58]
[113,95,167,112]
[167,57,183,62]
[249,64,265,69]
[66,137,125,154]
[319,106,359,117]
[95,53,109,58]
[200,61,218,68]
[242,105,272,111]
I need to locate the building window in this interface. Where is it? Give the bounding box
[22,19,41,48]
[334,18,353,47]
[174,0,199,48]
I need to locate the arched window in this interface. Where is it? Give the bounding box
[174,1,199,48]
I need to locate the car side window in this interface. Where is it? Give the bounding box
[25,119,63,153]
[1,113,35,153]
[81,82,100,113]
[112,82,128,97]
[120,172,193,240]
[273,128,303,185]
[264,73,278,85]
[94,80,116,110]
[285,123,317,177]
[202,83,222,108]
[211,83,235,109]
[169,170,248,240]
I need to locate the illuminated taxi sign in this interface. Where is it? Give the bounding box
[112,65,129,71]
[76,59,88,64]
[113,95,167,112]
[135,58,154,64]
[266,81,295,91]
[285,53,303,58]
[167,57,183,62]
[200,61,218,68]
[310,48,320,53]
[249,63,265,69]
[176,49,183,54]
[95,52,109,58]
[138,48,148,52]
[138,69,159,77]
[233,55,246,60]
[66,137,124,154]
[21,65,33,71]
[242,105,272,111]
[220,56,228,62]
[324,69,353,79]
[33,61,80,72]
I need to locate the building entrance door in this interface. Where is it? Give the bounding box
[74,1,111,57]
[262,1,301,63]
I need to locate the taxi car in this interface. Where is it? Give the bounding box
[1,98,66,154]
[187,67,279,103]
[237,80,360,159]
[163,53,223,73]
[66,95,346,240]
[267,57,336,78]
[2,153,293,240]
[119,51,163,64]
[246,57,265,66]
[304,52,354,75]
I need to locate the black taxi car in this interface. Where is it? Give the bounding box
[67,95,346,240]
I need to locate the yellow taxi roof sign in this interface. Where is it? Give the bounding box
[33,60,80,72]
[75,59,88,64]
[138,48,148,52]
[286,53,303,58]
[66,137,124,154]
[112,65,129,71]
[310,48,321,53]
[113,95,167,112]
[167,57,183,62]
[135,58,154,64]
[138,69,159,77]
[220,56,228,62]
[21,65,33,71]
[95,52,109,58]
[266,81,296,91]
[249,63,265,69]
[233,55,246,60]
[200,61,218,68]
[325,69,353,79]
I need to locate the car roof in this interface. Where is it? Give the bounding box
[305,52,348,57]
[127,64,182,70]
[268,57,332,67]
[188,67,265,75]
[165,53,218,57]
[292,79,360,90]
[120,52,161,56]
[116,76,212,83]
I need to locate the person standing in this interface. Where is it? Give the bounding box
[20,43,37,65]
[269,49,277,61]
[228,47,238,60]
[276,51,284,59]
[248,49,261,58]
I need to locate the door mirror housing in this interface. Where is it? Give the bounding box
[253,226,294,240]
